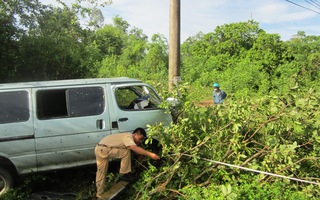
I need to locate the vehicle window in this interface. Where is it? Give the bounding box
[0,91,30,124]
[115,85,161,110]
[67,87,104,117]
[37,87,104,119]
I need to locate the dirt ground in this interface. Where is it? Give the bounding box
[196,99,214,107]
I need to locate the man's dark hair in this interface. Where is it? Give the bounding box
[133,127,147,138]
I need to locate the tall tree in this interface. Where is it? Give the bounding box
[0,0,46,82]
[16,3,91,81]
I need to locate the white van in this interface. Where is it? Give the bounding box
[0,77,172,195]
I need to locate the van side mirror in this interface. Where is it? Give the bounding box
[166,97,179,107]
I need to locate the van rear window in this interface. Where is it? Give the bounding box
[0,91,30,124]
[37,87,104,119]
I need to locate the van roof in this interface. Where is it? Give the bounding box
[0,77,143,90]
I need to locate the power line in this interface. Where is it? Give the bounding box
[311,0,320,7]
[285,0,320,14]
[305,0,320,10]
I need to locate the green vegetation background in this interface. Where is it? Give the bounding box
[1,0,319,199]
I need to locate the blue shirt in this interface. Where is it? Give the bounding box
[213,90,227,104]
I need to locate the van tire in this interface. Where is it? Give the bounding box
[0,167,13,196]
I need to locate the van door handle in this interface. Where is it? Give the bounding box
[96,119,105,129]
[119,117,128,122]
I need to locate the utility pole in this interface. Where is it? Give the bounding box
[169,0,181,91]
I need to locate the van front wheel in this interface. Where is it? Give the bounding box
[0,167,13,196]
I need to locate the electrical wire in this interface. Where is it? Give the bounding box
[311,0,320,8]
[315,0,320,6]
[285,0,320,14]
[305,0,320,10]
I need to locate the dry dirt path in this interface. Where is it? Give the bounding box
[196,99,214,107]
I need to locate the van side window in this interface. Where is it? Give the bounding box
[0,91,30,124]
[66,87,104,117]
[37,87,104,119]
[115,86,161,110]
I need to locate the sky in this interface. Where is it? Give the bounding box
[40,0,320,42]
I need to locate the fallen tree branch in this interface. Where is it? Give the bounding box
[260,156,319,186]
[135,154,182,200]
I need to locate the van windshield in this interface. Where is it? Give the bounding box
[115,85,162,110]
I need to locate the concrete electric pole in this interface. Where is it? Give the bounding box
[169,0,181,91]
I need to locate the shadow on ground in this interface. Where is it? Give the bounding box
[23,161,121,200]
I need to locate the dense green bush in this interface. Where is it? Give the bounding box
[127,85,320,199]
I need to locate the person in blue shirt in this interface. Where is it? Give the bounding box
[213,83,227,104]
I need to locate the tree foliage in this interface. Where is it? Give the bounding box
[131,86,320,199]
